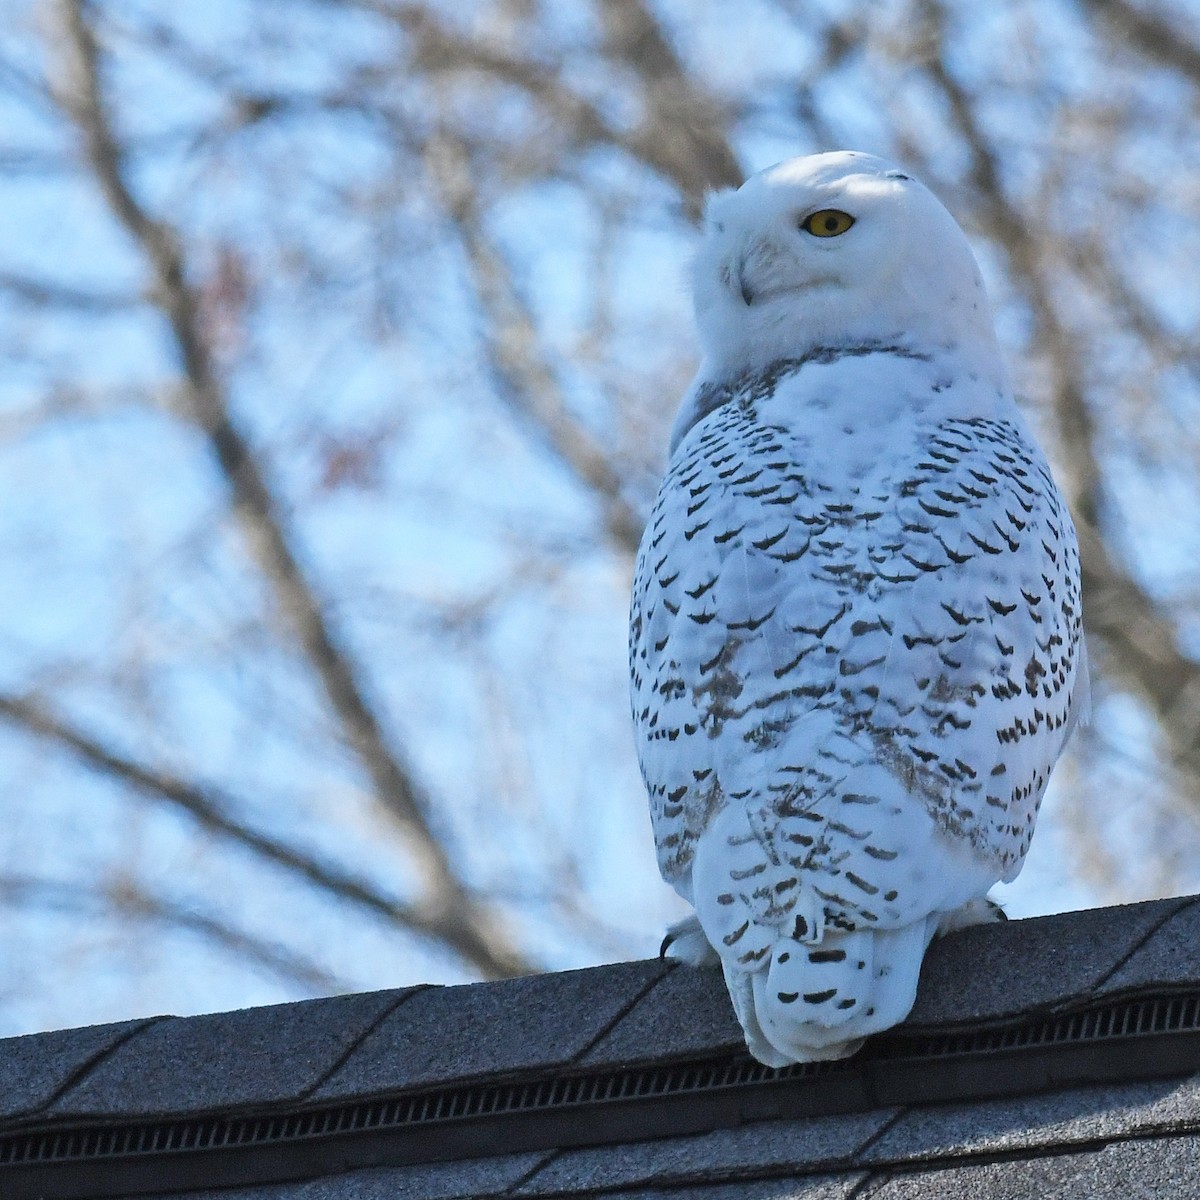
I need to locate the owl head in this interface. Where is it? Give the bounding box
[692,151,1001,381]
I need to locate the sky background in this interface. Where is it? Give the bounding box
[0,0,1196,1036]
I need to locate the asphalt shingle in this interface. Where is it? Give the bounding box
[861,1133,1200,1199]
[1068,1133,1200,1196]
[155,1151,553,1200]
[578,961,743,1069]
[0,1016,159,1120]
[310,959,672,1102]
[857,1074,1197,1166]
[605,1177,869,1199]
[904,896,1192,1028]
[1100,896,1200,995]
[511,1110,898,1195]
[858,1149,1109,1199]
[50,987,417,1118]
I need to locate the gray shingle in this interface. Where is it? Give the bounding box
[1100,896,1200,994]
[605,1177,868,1199]
[310,959,672,1101]
[861,1133,1200,1199]
[512,1110,897,1195]
[858,1149,1108,1199]
[155,1161,865,1200]
[1072,1133,1200,1197]
[0,1016,158,1120]
[857,1073,1197,1166]
[905,896,1191,1027]
[579,962,743,1069]
[50,988,417,1118]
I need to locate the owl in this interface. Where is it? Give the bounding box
[629,152,1086,1066]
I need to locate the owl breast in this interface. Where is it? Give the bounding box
[630,349,1083,945]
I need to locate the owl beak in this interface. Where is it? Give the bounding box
[724,255,754,306]
[738,267,754,306]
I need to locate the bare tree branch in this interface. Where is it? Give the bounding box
[0,692,509,959]
[920,0,1200,779]
[107,878,349,994]
[1079,0,1200,85]
[0,271,141,311]
[427,133,646,554]
[1065,234,1200,401]
[595,0,743,211]
[0,872,345,994]
[354,0,740,213]
[48,0,529,979]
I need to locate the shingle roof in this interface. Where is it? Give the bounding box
[4,894,1200,1198]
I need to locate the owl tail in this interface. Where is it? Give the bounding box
[721,916,940,1067]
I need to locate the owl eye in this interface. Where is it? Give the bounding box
[801,209,855,238]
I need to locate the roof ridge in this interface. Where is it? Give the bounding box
[1087,893,1200,995]
[566,962,680,1066]
[3,982,1200,1198]
[20,1017,167,1124]
[294,984,432,1103]
[3,896,1200,1197]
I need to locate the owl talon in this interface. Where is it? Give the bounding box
[935,896,1008,937]
[660,915,719,965]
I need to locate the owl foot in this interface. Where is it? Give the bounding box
[935,896,1007,937]
[659,914,720,965]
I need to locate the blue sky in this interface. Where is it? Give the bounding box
[0,0,1196,1035]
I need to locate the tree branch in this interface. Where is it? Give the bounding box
[595,0,743,212]
[920,0,1200,777]
[360,0,741,214]
[0,872,345,994]
[49,0,529,979]
[0,271,141,312]
[0,692,511,960]
[1079,0,1200,86]
[427,133,646,555]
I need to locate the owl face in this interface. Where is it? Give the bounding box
[714,156,910,310]
[691,152,996,381]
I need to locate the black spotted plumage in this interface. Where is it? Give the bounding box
[631,347,1084,1063]
[631,151,1086,1066]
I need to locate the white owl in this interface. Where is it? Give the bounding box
[629,151,1086,1066]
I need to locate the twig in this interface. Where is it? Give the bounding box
[361,0,741,215]
[0,872,345,994]
[0,271,141,311]
[0,692,498,955]
[595,0,743,212]
[427,132,646,554]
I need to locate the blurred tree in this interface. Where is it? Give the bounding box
[0,0,1198,1032]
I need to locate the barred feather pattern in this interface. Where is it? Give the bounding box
[629,344,1084,1065]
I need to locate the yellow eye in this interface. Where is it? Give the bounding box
[801,209,855,237]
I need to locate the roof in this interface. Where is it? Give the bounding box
[3,894,1200,1198]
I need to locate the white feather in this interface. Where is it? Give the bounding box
[630,151,1085,1065]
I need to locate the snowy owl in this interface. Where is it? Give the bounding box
[629,151,1086,1066]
